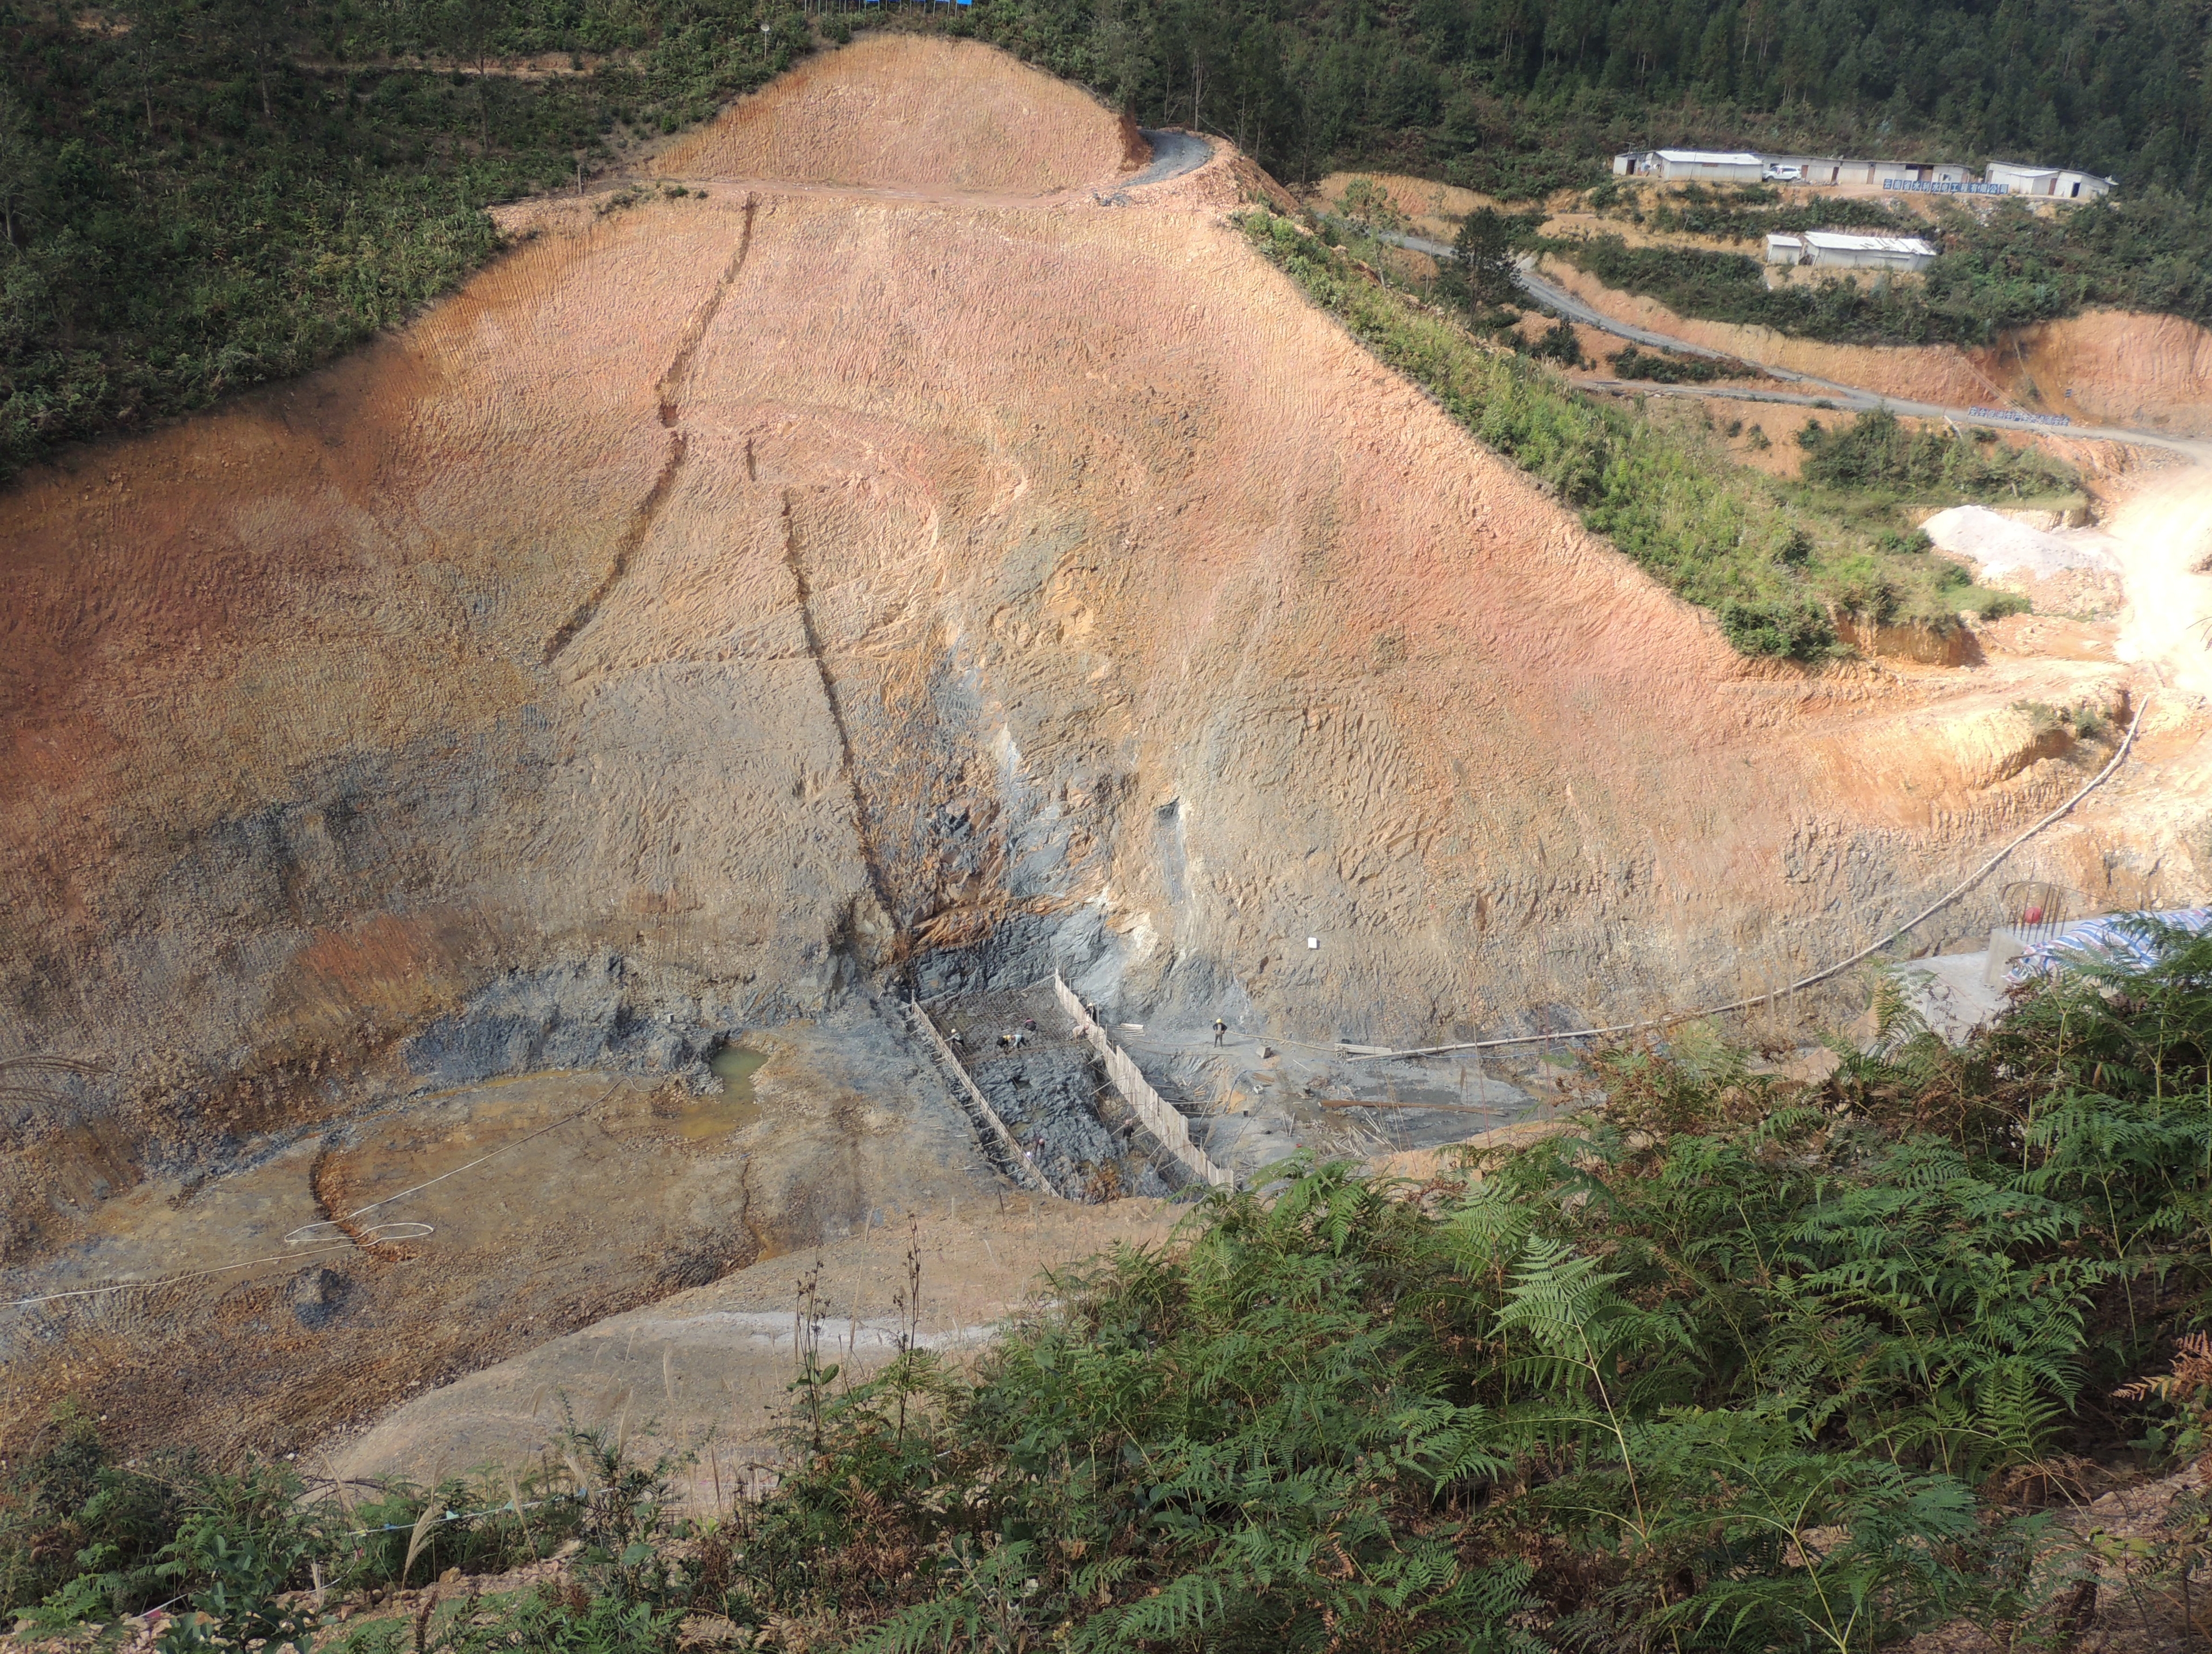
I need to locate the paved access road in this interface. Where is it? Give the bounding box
[1130,129,1212,187]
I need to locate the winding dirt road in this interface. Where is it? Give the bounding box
[1374,227,2212,462]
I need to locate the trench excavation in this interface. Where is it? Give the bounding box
[2,33,2204,1475]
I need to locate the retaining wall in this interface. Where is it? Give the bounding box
[1054,975,1236,1188]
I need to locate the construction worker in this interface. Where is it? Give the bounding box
[1213,1017,1228,1047]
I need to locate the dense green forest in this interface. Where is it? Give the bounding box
[6,0,2211,475]
[981,0,2212,199]
[9,926,2212,1650]
[0,0,811,476]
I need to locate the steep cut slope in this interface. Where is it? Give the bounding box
[3,36,2197,1453]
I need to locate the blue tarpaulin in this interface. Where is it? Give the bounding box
[2007,907,2212,984]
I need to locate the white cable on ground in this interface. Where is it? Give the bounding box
[1361,693,2150,1062]
[6,1241,365,1310]
[281,1096,604,1245]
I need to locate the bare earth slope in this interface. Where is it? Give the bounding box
[3,37,2203,1454]
[651,32,1142,194]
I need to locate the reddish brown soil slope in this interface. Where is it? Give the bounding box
[4,42,2199,1460]
[652,33,1142,194]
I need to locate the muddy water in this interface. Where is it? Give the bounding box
[671,1043,769,1140]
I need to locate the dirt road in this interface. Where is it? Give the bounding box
[1374,228,2212,461]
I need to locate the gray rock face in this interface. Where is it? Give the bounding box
[404,958,717,1091]
[967,1043,1122,1198]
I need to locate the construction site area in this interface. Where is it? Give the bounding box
[3,32,2210,1496]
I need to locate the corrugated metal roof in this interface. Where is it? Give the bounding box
[1805,231,1937,256]
[1655,149,1765,166]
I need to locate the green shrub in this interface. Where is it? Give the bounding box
[1608,343,1736,382]
[1523,317,1586,367]
[1799,408,2079,501]
[338,1464,585,1594]
[1336,175,1406,232]
[0,1410,192,1624]
[149,1463,329,1651]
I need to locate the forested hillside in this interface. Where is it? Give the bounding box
[0,0,808,476]
[979,0,2212,199]
[4,0,2209,476]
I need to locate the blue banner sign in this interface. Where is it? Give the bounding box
[1884,179,2007,194]
[1967,406,2073,427]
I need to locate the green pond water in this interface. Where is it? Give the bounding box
[712,1043,769,1098]
[674,1043,769,1140]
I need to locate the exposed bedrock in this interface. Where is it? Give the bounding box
[0,45,2168,1257]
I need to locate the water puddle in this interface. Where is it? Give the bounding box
[671,1043,769,1141]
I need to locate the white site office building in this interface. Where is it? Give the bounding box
[1764,230,1938,271]
[1650,148,1766,181]
[1614,147,2112,203]
[1986,161,2115,199]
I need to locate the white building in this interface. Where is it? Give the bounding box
[1802,230,1938,272]
[1745,154,1991,188]
[1764,233,1806,264]
[1651,148,1765,181]
[1763,156,1871,185]
[1988,162,2060,194]
[1876,160,1976,184]
[1987,161,2116,199]
[1611,151,1653,176]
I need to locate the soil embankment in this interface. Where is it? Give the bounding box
[1989,308,2212,439]
[3,36,2204,1458]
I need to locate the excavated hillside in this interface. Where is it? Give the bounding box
[649,33,1147,192]
[1534,256,2212,437]
[2,37,2204,1456]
